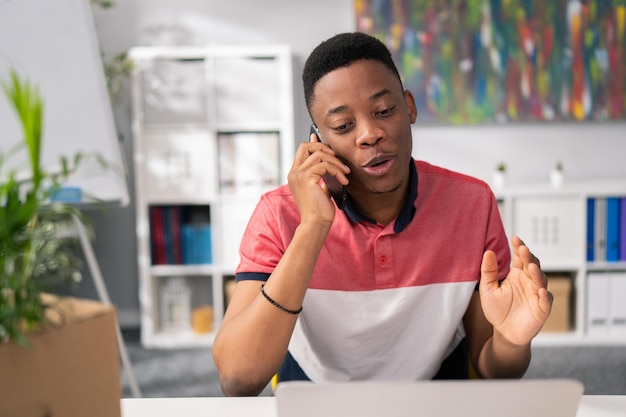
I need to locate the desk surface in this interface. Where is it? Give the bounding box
[121,396,626,417]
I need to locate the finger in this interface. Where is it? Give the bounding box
[293,141,333,165]
[510,235,524,269]
[517,243,543,281]
[524,260,548,293]
[512,236,542,270]
[292,147,350,191]
[538,287,553,315]
[321,162,351,185]
[479,250,500,294]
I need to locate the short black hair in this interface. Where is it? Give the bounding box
[302,32,403,115]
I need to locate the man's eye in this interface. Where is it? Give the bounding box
[379,106,395,116]
[333,122,353,132]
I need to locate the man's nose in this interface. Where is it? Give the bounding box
[355,121,384,147]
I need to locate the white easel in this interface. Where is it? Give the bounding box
[72,214,142,398]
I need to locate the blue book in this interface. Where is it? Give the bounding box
[586,198,595,261]
[595,198,607,262]
[181,225,193,265]
[621,197,626,261]
[606,197,621,261]
[196,225,213,264]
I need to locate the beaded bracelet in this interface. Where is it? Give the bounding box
[260,283,303,315]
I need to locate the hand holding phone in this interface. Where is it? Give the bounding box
[310,124,348,210]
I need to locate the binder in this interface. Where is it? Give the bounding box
[606,197,621,261]
[150,206,167,265]
[170,206,183,265]
[594,198,607,262]
[162,206,173,264]
[609,272,626,337]
[587,272,610,336]
[620,197,626,261]
[586,198,595,261]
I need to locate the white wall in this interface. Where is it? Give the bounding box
[413,123,626,185]
[93,0,356,147]
[85,0,626,325]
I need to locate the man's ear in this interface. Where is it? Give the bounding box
[404,90,418,123]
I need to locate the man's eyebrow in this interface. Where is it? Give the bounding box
[328,104,348,115]
[370,88,391,101]
[327,88,392,116]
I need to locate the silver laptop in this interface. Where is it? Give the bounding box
[275,379,584,417]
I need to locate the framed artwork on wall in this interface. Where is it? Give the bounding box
[355,0,625,125]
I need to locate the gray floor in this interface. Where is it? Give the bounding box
[120,332,626,398]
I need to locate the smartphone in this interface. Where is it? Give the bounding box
[310,124,348,210]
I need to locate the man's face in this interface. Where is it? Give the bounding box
[310,59,417,198]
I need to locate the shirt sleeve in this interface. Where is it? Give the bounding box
[235,189,299,280]
[486,189,511,281]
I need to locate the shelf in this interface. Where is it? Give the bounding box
[533,332,626,347]
[494,178,626,198]
[131,45,294,348]
[141,330,217,349]
[586,262,626,271]
[498,180,626,346]
[215,121,284,132]
[151,264,217,277]
[540,261,584,271]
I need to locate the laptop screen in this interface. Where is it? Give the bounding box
[275,379,584,417]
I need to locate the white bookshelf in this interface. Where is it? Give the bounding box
[130,45,295,348]
[493,178,626,346]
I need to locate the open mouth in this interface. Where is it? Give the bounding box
[363,157,394,176]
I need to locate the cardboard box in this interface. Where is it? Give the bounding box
[542,276,573,333]
[0,295,122,417]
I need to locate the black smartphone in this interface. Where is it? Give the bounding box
[310,124,348,210]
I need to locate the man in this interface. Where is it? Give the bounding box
[212,32,552,397]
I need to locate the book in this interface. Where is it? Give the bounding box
[196,225,213,264]
[181,225,193,265]
[180,223,212,264]
[587,272,610,336]
[586,198,595,261]
[621,197,626,261]
[606,197,621,261]
[149,206,160,265]
[609,272,626,337]
[163,206,173,264]
[150,206,167,265]
[170,206,183,265]
[594,197,607,262]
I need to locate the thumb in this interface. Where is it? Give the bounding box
[480,250,500,294]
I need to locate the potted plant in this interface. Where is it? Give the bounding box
[0,69,94,345]
[0,70,122,417]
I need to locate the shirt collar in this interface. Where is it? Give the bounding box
[342,158,418,233]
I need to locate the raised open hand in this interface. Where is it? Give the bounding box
[479,236,553,345]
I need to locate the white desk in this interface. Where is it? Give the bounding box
[121,396,626,417]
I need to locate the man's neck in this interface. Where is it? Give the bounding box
[349,182,409,226]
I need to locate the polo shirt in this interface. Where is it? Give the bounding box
[236,159,510,382]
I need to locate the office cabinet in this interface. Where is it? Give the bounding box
[495,179,626,345]
[130,45,294,347]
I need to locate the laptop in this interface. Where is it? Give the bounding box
[274,379,584,417]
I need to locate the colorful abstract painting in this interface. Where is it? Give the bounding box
[355,0,626,124]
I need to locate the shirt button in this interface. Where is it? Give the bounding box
[379,255,388,265]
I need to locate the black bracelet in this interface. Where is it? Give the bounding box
[260,283,302,315]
